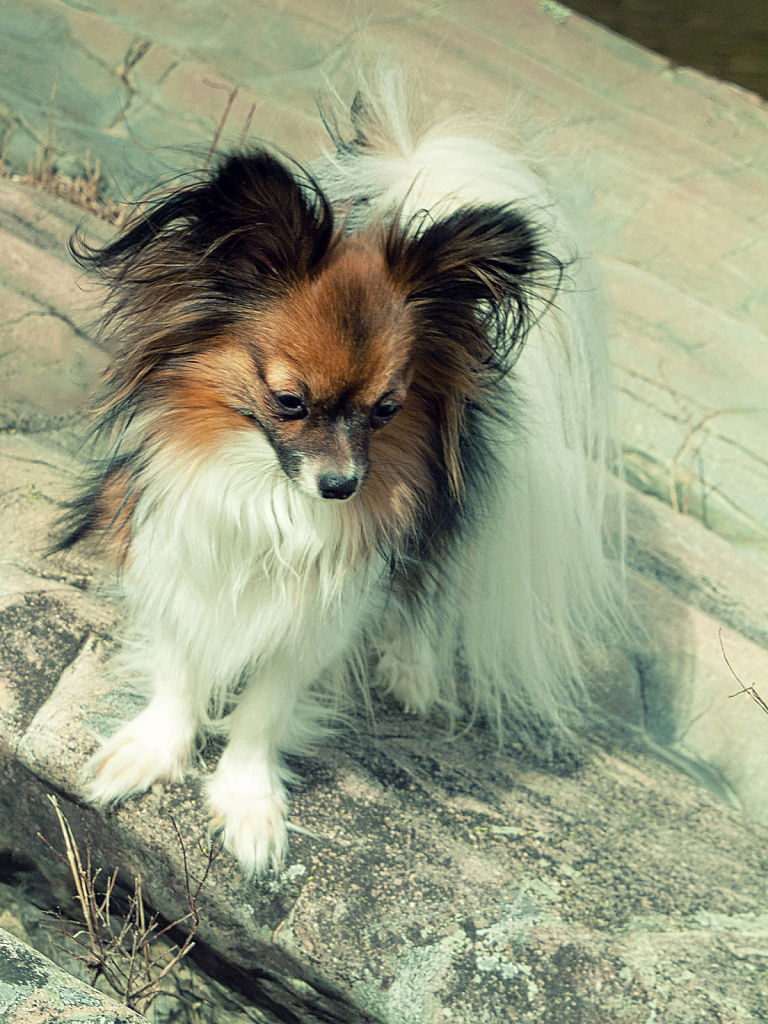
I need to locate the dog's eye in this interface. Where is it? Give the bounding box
[370,399,401,429]
[273,393,308,420]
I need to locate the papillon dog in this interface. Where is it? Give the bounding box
[58,73,626,876]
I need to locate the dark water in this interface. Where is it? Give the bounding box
[567,0,768,99]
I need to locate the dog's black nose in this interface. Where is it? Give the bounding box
[318,473,358,500]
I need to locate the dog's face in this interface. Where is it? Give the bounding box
[251,244,414,500]
[170,241,415,501]
[90,150,554,528]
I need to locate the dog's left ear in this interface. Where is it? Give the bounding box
[386,206,565,370]
[206,151,336,282]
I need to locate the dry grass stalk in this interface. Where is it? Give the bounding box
[0,64,128,225]
[2,69,258,227]
[720,628,768,715]
[39,795,221,1016]
[18,150,128,226]
[202,83,240,171]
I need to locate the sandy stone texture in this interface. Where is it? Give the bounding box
[1,2,768,1021]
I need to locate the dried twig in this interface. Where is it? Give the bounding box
[40,796,221,1015]
[43,67,61,186]
[657,360,714,515]
[202,83,239,170]
[239,102,257,148]
[719,628,768,715]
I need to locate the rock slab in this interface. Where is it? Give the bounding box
[1,2,768,1021]
[0,926,148,1023]
[2,410,768,1022]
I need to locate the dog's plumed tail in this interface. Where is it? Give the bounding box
[318,68,629,747]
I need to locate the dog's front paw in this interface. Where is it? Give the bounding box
[207,772,288,877]
[83,722,190,805]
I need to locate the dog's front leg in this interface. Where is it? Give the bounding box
[206,652,326,877]
[84,638,201,804]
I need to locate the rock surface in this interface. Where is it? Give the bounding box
[0,926,148,1023]
[1,179,768,1022]
[1,0,766,562]
[2,547,768,1023]
[0,177,114,432]
[2,2,768,1023]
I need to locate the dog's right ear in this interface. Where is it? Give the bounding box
[71,149,336,289]
[68,151,338,414]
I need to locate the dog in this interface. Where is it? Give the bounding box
[58,74,626,876]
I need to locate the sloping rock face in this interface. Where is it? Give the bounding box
[3,521,768,1023]
[0,177,114,435]
[2,2,768,1022]
[0,927,148,1023]
[1,0,767,564]
[1,178,768,1023]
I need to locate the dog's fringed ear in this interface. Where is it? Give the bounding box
[204,152,336,281]
[384,205,567,498]
[71,150,335,291]
[386,205,566,374]
[69,151,337,411]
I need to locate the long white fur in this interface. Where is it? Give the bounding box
[84,74,626,876]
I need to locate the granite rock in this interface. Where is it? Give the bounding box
[2,3,768,1022]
